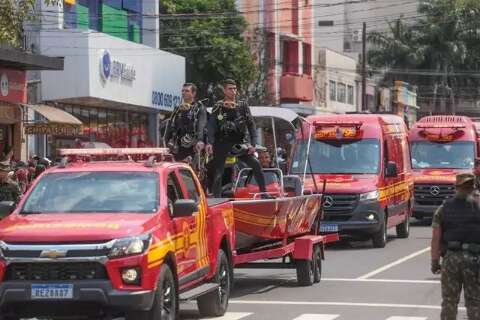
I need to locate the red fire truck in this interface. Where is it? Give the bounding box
[409,115,479,219]
[0,148,333,319]
[291,114,413,248]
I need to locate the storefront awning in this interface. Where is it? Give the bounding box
[22,104,82,125]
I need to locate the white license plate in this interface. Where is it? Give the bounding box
[31,284,73,300]
[320,224,339,233]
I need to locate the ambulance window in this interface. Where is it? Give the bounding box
[167,173,184,214]
[180,169,200,203]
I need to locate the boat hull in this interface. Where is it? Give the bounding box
[232,195,322,249]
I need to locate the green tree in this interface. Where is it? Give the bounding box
[368,0,480,114]
[0,0,59,48]
[159,0,258,103]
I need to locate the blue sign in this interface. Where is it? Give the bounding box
[152,90,181,111]
[100,50,111,81]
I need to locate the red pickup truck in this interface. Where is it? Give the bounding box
[0,148,235,320]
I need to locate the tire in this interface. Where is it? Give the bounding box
[125,264,177,320]
[296,251,315,287]
[372,215,387,248]
[313,245,322,283]
[197,249,231,317]
[396,215,410,239]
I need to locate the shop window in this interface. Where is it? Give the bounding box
[329,81,336,102]
[337,83,346,103]
[347,85,354,105]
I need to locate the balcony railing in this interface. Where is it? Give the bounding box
[280,73,313,102]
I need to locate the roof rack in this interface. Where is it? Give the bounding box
[417,124,465,129]
[313,120,363,128]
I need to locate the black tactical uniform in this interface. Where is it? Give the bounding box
[164,101,207,161]
[432,173,480,319]
[207,100,267,198]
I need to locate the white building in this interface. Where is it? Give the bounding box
[26,0,185,157]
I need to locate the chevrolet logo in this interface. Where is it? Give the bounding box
[40,249,67,259]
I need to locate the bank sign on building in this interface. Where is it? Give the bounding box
[40,30,185,113]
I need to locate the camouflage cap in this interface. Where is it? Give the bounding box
[455,173,475,187]
[0,160,11,172]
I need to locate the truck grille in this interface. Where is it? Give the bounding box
[4,263,108,281]
[414,183,455,206]
[323,194,358,221]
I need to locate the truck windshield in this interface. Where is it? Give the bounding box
[411,141,475,169]
[22,172,159,214]
[291,139,380,174]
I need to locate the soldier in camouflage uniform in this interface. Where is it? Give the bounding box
[431,173,480,320]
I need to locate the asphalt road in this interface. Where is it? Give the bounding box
[180,219,467,320]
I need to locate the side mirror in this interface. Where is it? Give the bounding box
[385,161,398,178]
[0,201,15,219]
[172,199,198,218]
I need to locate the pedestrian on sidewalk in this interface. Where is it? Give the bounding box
[431,173,480,320]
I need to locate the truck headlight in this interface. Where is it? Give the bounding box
[359,190,379,201]
[108,234,151,259]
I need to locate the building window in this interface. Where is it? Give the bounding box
[337,83,346,103]
[329,81,336,101]
[283,41,299,74]
[347,85,354,105]
[303,43,311,75]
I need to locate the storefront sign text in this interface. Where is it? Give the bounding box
[100,50,136,83]
[25,123,81,136]
[152,90,181,111]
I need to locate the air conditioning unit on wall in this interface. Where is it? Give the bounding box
[352,29,363,42]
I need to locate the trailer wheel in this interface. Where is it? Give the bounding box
[313,245,322,283]
[197,249,231,317]
[125,264,177,320]
[296,247,316,287]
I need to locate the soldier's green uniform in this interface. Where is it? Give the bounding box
[0,181,21,204]
[432,173,480,320]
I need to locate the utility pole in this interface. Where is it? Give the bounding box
[361,22,367,111]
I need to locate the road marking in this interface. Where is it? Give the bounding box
[322,278,440,284]
[292,314,340,320]
[200,312,253,320]
[357,247,431,279]
[386,317,427,320]
[230,300,466,311]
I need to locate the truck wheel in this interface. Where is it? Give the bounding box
[372,215,387,248]
[396,215,410,239]
[197,249,231,317]
[313,245,322,283]
[126,264,177,320]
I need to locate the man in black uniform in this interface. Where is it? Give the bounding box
[206,79,269,198]
[164,83,207,161]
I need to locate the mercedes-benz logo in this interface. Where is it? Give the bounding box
[323,196,334,208]
[430,186,441,196]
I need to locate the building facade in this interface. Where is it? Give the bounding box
[27,0,185,158]
[239,0,315,115]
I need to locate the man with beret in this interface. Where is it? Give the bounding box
[431,173,480,320]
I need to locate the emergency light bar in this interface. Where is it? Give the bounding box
[58,148,171,156]
[313,121,363,140]
[313,121,363,128]
[417,124,465,129]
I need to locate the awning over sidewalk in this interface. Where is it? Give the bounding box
[22,104,82,125]
[21,104,82,136]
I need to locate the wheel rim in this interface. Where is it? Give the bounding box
[315,249,322,275]
[383,224,387,243]
[218,261,229,305]
[161,277,175,319]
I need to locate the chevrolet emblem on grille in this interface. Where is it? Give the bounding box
[40,249,67,259]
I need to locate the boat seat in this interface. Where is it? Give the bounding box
[283,175,302,196]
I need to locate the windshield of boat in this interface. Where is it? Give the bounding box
[291,139,380,174]
[21,172,159,214]
[411,141,474,169]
